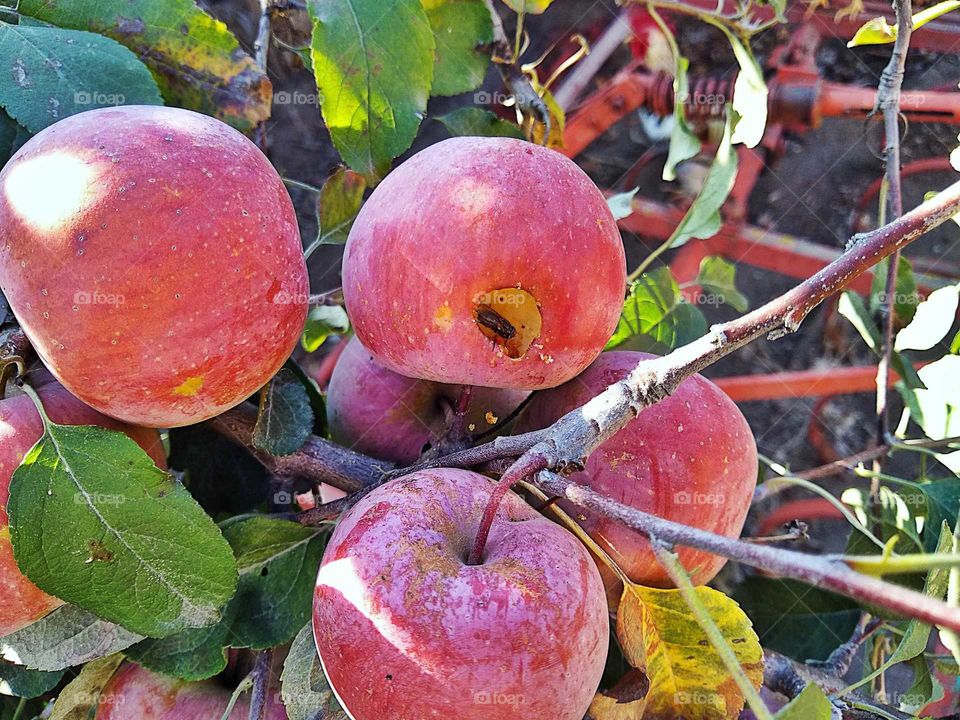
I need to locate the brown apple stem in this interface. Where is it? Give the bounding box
[536,471,960,633]
[211,404,392,493]
[467,452,549,565]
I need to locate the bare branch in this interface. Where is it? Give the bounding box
[535,470,960,633]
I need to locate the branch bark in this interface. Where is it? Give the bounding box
[536,470,960,633]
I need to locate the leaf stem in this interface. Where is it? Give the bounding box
[651,540,773,720]
[221,675,253,720]
[17,381,50,429]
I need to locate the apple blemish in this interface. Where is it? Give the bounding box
[472,287,541,359]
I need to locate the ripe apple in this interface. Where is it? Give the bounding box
[326,336,528,464]
[516,351,757,588]
[0,105,308,428]
[0,381,166,637]
[95,663,287,719]
[341,136,626,391]
[313,468,609,720]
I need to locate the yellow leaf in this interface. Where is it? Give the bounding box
[617,585,763,720]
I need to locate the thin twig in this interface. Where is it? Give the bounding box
[253,0,273,151]
[535,470,960,633]
[874,0,914,443]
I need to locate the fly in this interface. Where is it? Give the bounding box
[475,304,516,340]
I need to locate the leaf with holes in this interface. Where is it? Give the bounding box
[436,107,524,139]
[617,584,763,720]
[127,518,327,680]
[281,623,349,720]
[8,417,237,638]
[0,24,162,134]
[253,369,314,456]
[606,267,707,352]
[424,0,492,96]
[0,605,142,672]
[18,0,270,131]
[308,0,435,181]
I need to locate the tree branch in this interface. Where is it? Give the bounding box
[535,470,960,633]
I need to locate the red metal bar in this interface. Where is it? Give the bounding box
[714,364,901,402]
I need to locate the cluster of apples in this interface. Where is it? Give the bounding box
[0,105,758,720]
[317,137,758,719]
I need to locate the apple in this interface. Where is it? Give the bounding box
[0,105,308,428]
[341,136,626,391]
[326,336,528,464]
[95,663,287,719]
[0,381,166,637]
[312,468,609,720]
[516,351,757,588]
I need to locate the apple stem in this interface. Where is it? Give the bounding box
[468,452,549,565]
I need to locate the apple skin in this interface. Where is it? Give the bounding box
[0,105,308,428]
[326,336,528,464]
[516,351,757,588]
[95,663,288,719]
[341,136,626,391]
[0,382,166,637]
[312,468,609,720]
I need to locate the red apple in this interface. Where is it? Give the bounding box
[0,382,166,637]
[326,336,528,464]
[312,468,609,720]
[516,351,757,588]
[342,137,626,391]
[95,663,287,719]
[0,105,308,428]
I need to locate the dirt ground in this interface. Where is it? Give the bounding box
[204,0,960,545]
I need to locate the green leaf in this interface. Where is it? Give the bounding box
[0,661,62,698]
[838,291,922,388]
[607,188,639,221]
[308,0,435,182]
[669,110,739,248]
[302,306,350,353]
[924,482,960,552]
[663,56,700,182]
[902,654,944,713]
[435,107,524,139]
[317,167,367,246]
[500,0,554,13]
[870,256,919,325]
[902,356,960,443]
[695,256,749,312]
[281,623,349,720]
[423,0,492,96]
[8,418,237,638]
[848,1,960,47]
[0,24,162,134]
[895,284,960,352]
[253,369,314,456]
[773,683,833,719]
[128,518,327,680]
[733,577,861,663]
[843,523,953,695]
[724,31,767,148]
[0,605,142,672]
[18,0,270,131]
[606,267,707,352]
